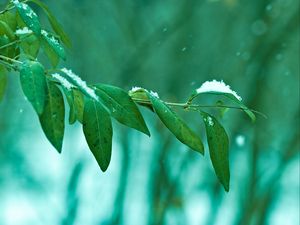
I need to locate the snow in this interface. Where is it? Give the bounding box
[129,87,159,98]
[52,73,74,90]
[235,135,245,147]
[41,30,60,45]
[61,68,98,101]
[204,116,214,126]
[15,27,32,35]
[149,90,159,98]
[130,87,143,92]
[196,80,242,101]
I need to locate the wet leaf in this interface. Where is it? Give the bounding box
[39,81,65,153]
[200,111,230,192]
[95,84,150,136]
[14,2,41,35]
[20,60,47,115]
[28,0,72,48]
[83,99,112,172]
[148,93,204,154]
[41,30,65,60]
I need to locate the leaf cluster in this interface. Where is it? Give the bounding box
[0,0,256,192]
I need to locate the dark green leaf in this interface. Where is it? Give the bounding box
[95,84,150,136]
[41,30,65,60]
[148,92,204,154]
[28,0,72,48]
[0,65,8,101]
[83,99,112,172]
[39,81,65,153]
[62,87,76,124]
[13,2,41,35]
[20,60,47,115]
[73,89,84,123]
[200,111,230,192]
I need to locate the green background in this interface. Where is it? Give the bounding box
[0,0,299,224]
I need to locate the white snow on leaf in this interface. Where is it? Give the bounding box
[41,30,60,45]
[204,116,214,126]
[196,80,242,101]
[52,73,74,90]
[61,68,98,101]
[150,90,159,98]
[15,27,32,35]
[130,87,143,92]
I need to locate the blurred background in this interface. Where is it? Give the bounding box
[0,0,299,224]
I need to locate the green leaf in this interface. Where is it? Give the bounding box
[0,65,8,101]
[223,93,255,122]
[28,0,72,48]
[200,111,230,192]
[20,60,47,115]
[14,2,41,35]
[73,89,84,123]
[41,30,65,60]
[148,92,204,154]
[0,11,17,31]
[95,84,150,136]
[0,20,15,40]
[62,87,76,124]
[19,33,40,58]
[189,90,255,122]
[41,37,59,67]
[39,81,65,153]
[83,99,113,172]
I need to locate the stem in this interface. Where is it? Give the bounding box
[0,54,23,64]
[0,33,32,50]
[0,0,29,15]
[131,97,267,118]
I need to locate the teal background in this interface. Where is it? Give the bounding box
[0,0,299,224]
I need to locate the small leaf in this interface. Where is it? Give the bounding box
[128,87,154,111]
[41,30,65,60]
[200,111,230,192]
[73,89,84,123]
[41,37,59,67]
[28,0,72,48]
[19,33,40,58]
[0,11,17,31]
[0,20,15,40]
[62,87,76,124]
[148,92,204,154]
[14,2,41,35]
[0,65,8,101]
[39,81,65,153]
[20,60,47,115]
[95,84,150,136]
[83,99,113,172]
[223,93,255,122]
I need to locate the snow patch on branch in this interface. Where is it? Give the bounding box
[196,80,242,101]
[61,68,98,101]
[15,27,32,35]
[52,73,74,90]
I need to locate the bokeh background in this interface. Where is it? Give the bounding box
[0,0,299,224]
